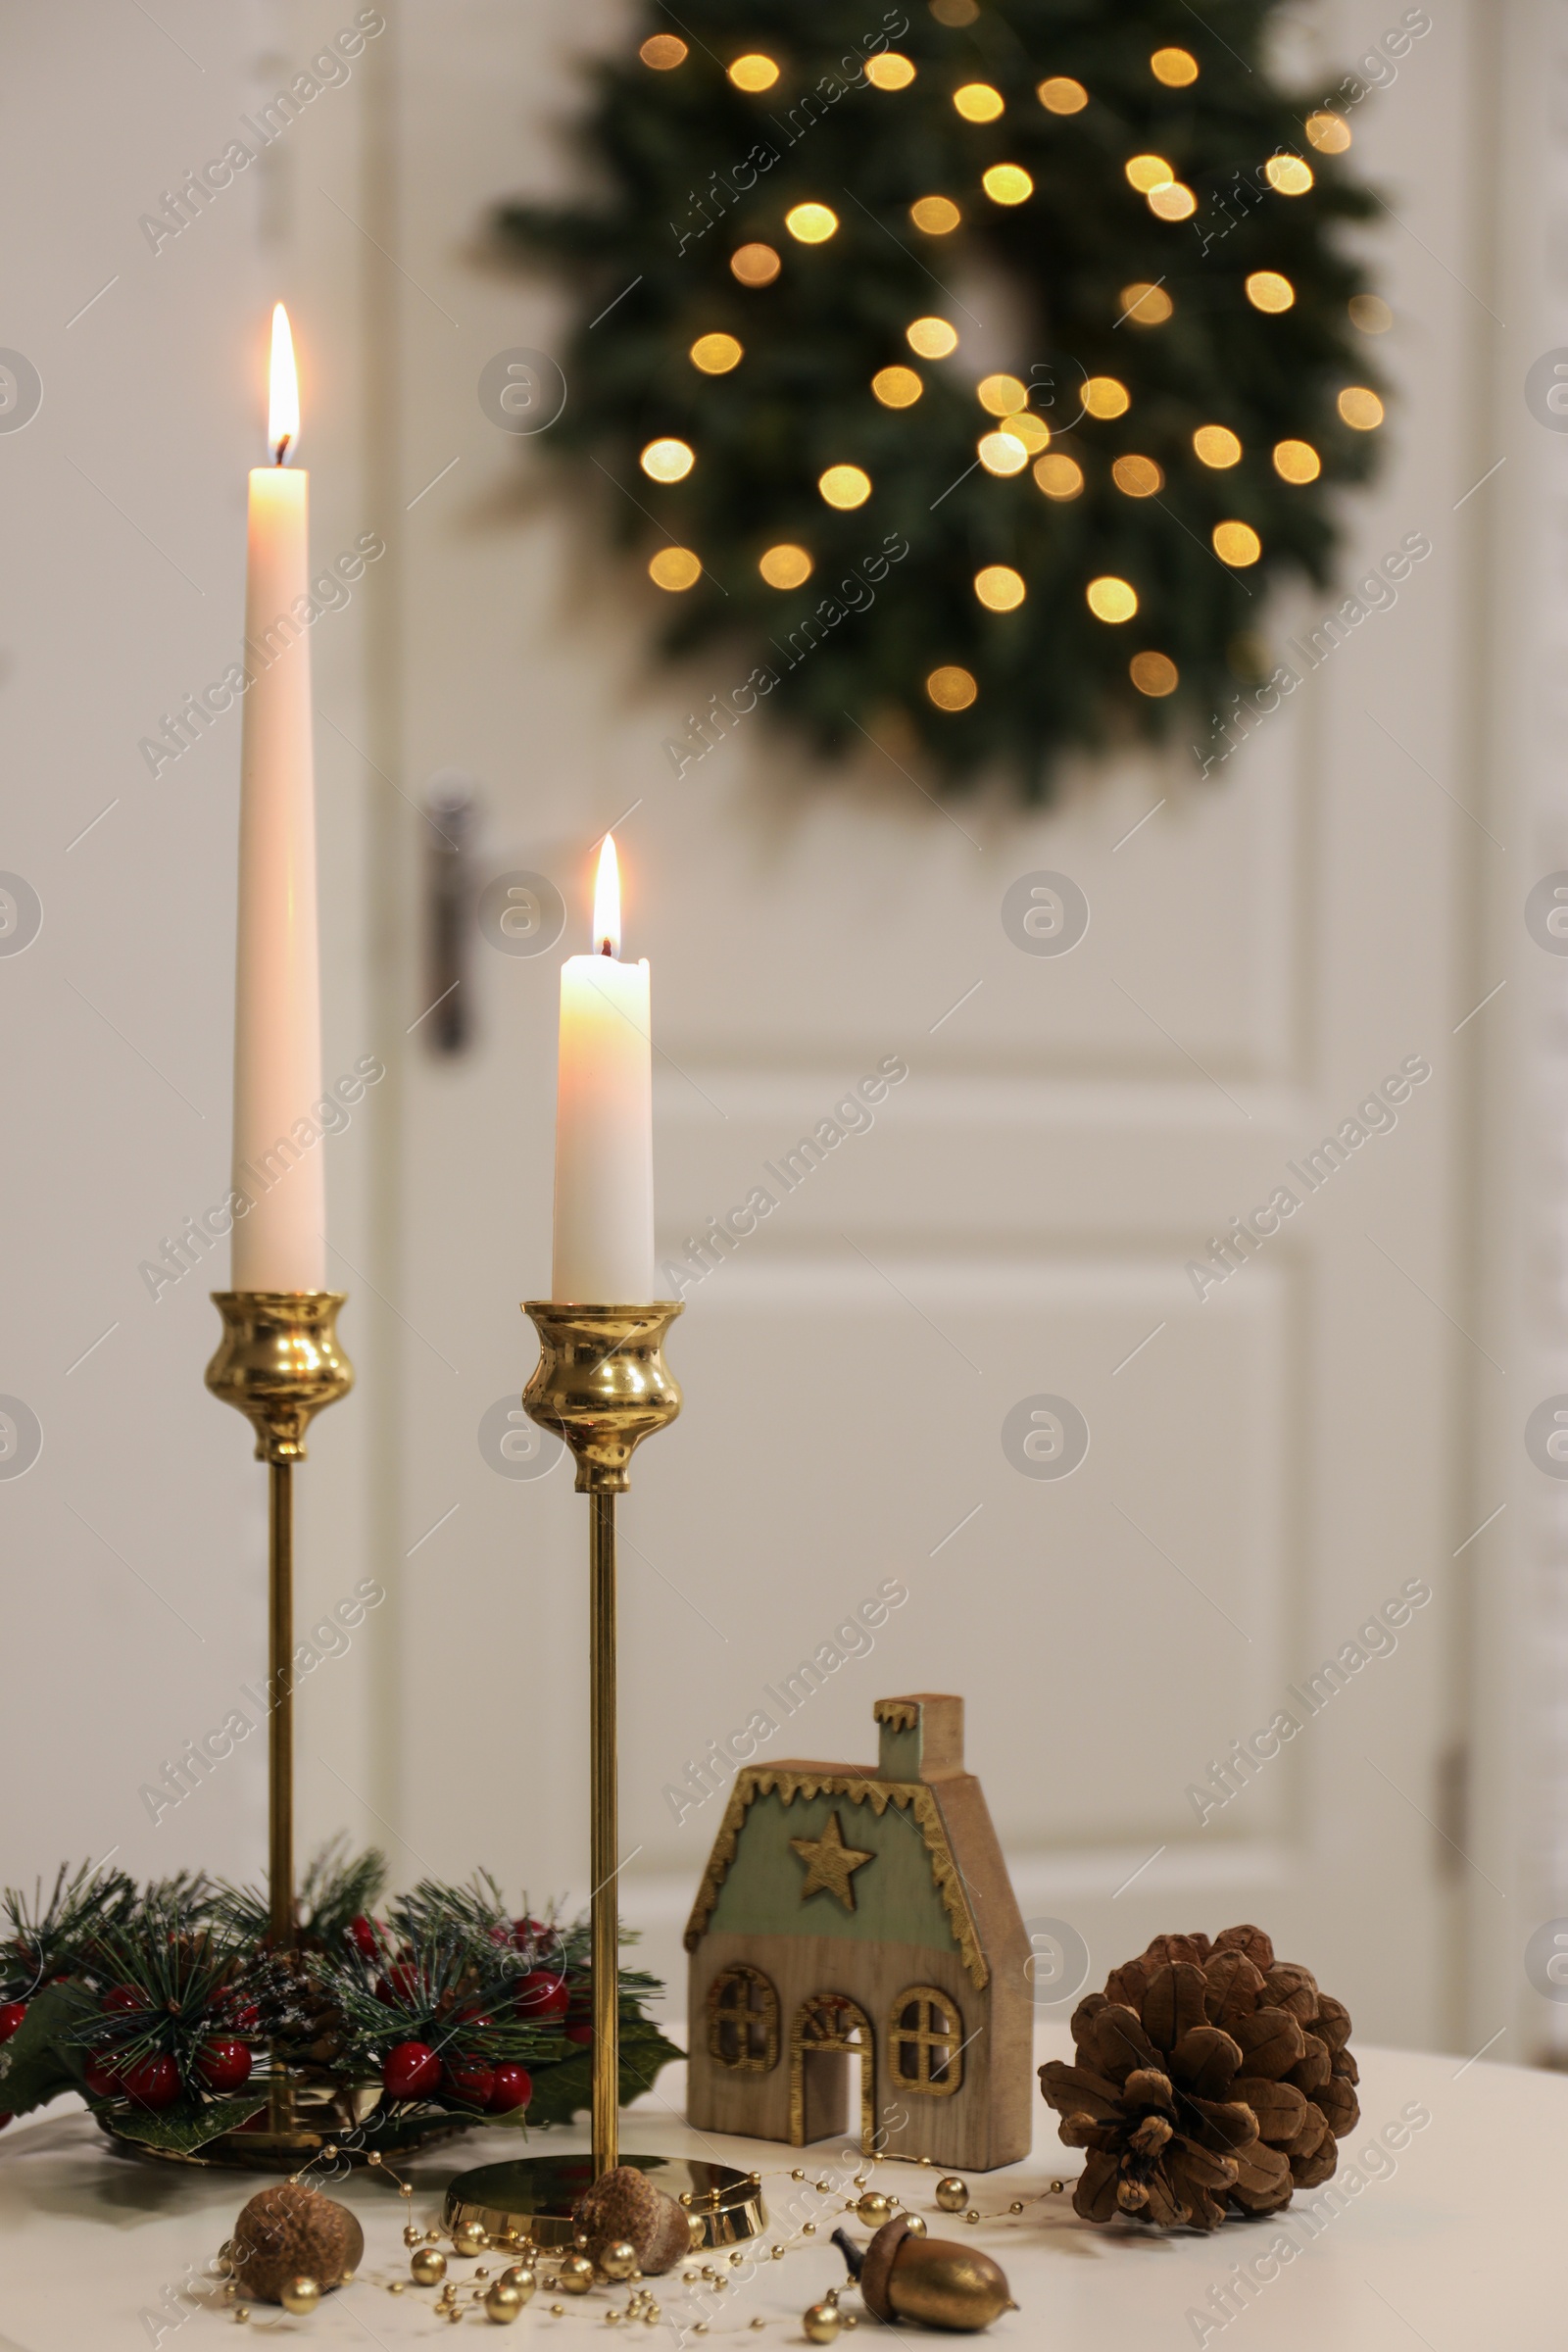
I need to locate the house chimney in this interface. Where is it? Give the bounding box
[874,1693,964,1782]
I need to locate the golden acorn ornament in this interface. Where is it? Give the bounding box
[834,2219,1013,2332]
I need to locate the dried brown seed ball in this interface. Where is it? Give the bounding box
[572,2166,690,2277]
[230,2184,364,2304]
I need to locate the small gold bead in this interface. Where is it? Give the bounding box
[728,2251,744,2266]
[552,2306,565,2319]
[902,2215,926,2238]
[843,2317,859,2332]
[279,2278,320,2318]
[1009,2201,1024,2215]
[322,2145,338,2160]
[770,2245,786,2261]
[234,2313,250,2327]
[476,2266,490,2278]
[803,2222,815,2235]
[791,2169,806,2181]
[412,2248,448,2287]
[935,2177,968,2213]
[694,2328,709,2338]
[965,2208,980,2225]
[389,2282,406,2295]
[368,2151,382,2165]
[1051,2180,1065,2194]
[855,2192,893,2226]
[751,2319,767,2331]
[400,2182,414,2197]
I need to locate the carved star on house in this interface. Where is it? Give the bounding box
[789,1810,875,1912]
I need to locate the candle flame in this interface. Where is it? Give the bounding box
[269,303,299,465]
[593,834,621,957]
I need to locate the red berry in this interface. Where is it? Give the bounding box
[382,2040,441,2099]
[442,2056,496,2108]
[488,2064,532,2114]
[514,1971,568,2021]
[564,2022,593,2047]
[375,1961,421,2007]
[122,2056,180,2110]
[83,2054,123,2100]
[101,1985,143,2015]
[0,2001,26,2042]
[227,2001,261,2034]
[197,2038,252,2093]
[347,1915,381,1961]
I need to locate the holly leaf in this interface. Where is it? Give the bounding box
[102,2091,270,2155]
[524,2018,683,2131]
[0,1983,86,2119]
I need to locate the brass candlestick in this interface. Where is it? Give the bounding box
[444,1300,765,2252]
[205,1291,353,2143]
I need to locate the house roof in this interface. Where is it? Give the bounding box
[683,1764,990,1990]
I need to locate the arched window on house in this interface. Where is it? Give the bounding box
[707,1963,780,2073]
[888,1984,963,2095]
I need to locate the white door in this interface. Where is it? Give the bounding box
[364,0,1489,2052]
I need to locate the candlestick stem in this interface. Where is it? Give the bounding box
[590,1487,618,2177]
[441,1300,763,2248]
[268,1454,295,1953]
[205,1293,354,2140]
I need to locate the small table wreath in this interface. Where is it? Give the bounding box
[501,0,1386,800]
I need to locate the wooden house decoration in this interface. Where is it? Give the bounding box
[683,1693,1032,2170]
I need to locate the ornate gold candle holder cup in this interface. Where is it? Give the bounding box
[443,1300,764,2253]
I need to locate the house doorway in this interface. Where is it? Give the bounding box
[789,1991,874,2153]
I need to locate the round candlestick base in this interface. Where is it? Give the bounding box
[443,2152,766,2253]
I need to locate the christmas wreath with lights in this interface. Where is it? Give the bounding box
[500,0,1388,799]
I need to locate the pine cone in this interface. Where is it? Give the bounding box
[1040,1925,1358,2230]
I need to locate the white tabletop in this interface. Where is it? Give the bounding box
[0,2027,1556,2350]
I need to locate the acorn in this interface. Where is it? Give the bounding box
[834,2217,1013,2332]
[571,2165,690,2277]
[230,2183,364,2305]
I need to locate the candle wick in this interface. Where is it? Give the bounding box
[272,433,292,466]
[599,939,612,956]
